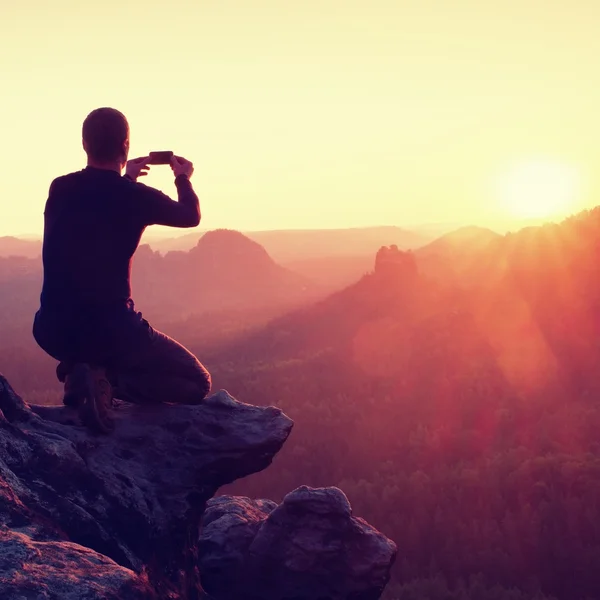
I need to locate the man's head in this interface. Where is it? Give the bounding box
[82,107,130,169]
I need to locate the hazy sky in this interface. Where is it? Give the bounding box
[2,0,600,236]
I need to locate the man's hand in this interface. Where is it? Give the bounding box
[170,156,194,179]
[125,156,151,180]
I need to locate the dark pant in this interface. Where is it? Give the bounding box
[33,303,211,405]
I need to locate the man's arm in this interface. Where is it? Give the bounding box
[127,156,201,228]
[43,176,68,218]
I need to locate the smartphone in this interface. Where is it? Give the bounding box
[148,151,174,165]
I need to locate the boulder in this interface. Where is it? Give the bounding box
[199,486,398,600]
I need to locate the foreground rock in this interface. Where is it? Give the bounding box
[1,373,397,599]
[0,526,156,600]
[0,374,292,598]
[199,487,398,600]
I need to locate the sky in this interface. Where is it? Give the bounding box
[1,0,600,236]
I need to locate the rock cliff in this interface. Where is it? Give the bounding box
[0,374,396,599]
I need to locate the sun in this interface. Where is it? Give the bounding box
[496,159,582,219]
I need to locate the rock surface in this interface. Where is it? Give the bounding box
[199,486,398,600]
[1,526,156,600]
[0,374,292,599]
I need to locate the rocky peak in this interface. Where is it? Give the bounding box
[374,245,418,282]
[191,229,275,266]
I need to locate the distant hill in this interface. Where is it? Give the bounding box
[0,237,41,259]
[131,229,319,321]
[416,225,500,258]
[148,226,433,262]
[414,226,501,283]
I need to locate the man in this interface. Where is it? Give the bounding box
[33,107,211,433]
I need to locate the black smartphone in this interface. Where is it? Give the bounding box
[148,151,174,165]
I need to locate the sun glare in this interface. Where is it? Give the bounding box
[496,159,582,220]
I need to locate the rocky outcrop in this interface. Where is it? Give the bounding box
[199,487,398,600]
[375,245,418,282]
[0,373,397,599]
[0,374,292,598]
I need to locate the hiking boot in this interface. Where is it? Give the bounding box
[79,365,115,434]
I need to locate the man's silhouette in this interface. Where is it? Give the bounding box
[33,107,211,432]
